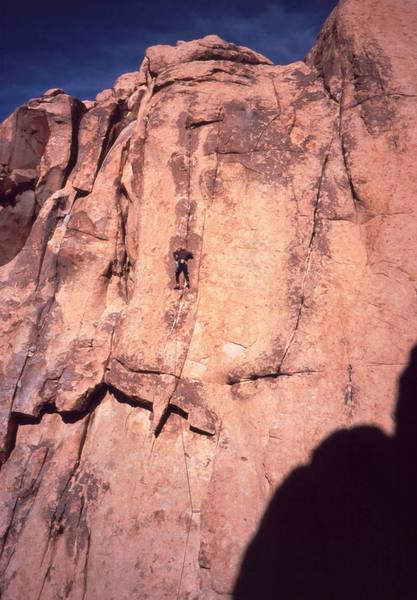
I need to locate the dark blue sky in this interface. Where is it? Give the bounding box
[1,0,338,121]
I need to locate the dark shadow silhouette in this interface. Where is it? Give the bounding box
[233,346,417,600]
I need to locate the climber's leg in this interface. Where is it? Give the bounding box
[174,264,181,289]
[183,264,190,288]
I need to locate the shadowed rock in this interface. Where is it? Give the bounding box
[233,346,417,600]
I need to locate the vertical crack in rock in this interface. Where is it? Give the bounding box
[271,78,282,114]
[128,58,155,203]
[340,137,363,217]
[93,101,126,184]
[0,495,19,565]
[173,117,222,347]
[175,420,194,600]
[0,450,32,562]
[34,192,68,291]
[277,136,334,373]
[184,127,194,244]
[36,561,53,600]
[263,458,273,493]
[192,117,222,301]
[153,120,196,434]
[43,413,92,563]
[210,150,221,210]
[114,142,132,300]
[63,100,86,185]
[21,414,94,597]
[196,420,223,578]
[82,526,91,600]
[345,363,354,405]
[142,57,157,130]
[252,79,281,151]
[154,114,222,435]
[1,446,50,585]
[104,320,120,378]
[7,195,67,428]
[338,86,363,217]
[363,48,386,96]
[310,23,365,216]
[9,191,82,425]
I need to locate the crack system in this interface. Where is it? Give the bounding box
[153,108,223,435]
[3,62,158,464]
[337,83,363,217]
[0,48,233,600]
[3,372,216,468]
[0,446,49,574]
[2,57,223,470]
[279,138,333,366]
[6,189,82,445]
[228,134,334,386]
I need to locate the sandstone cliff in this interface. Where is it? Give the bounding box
[1,0,417,597]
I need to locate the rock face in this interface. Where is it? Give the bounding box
[0,91,86,265]
[0,3,417,598]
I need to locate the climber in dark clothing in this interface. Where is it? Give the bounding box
[173,247,194,289]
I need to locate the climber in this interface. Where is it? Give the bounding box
[173,247,194,289]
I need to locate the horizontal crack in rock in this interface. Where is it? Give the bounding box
[2,377,215,466]
[227,369,322,385]
[114,357,178,378]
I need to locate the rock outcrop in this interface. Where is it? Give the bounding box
[1,2,417,597]
[0,91,85,265]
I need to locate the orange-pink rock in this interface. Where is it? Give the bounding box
[1,2,417,598]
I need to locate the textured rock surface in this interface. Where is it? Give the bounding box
[1,1,417,597]
[0,91,85,265]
